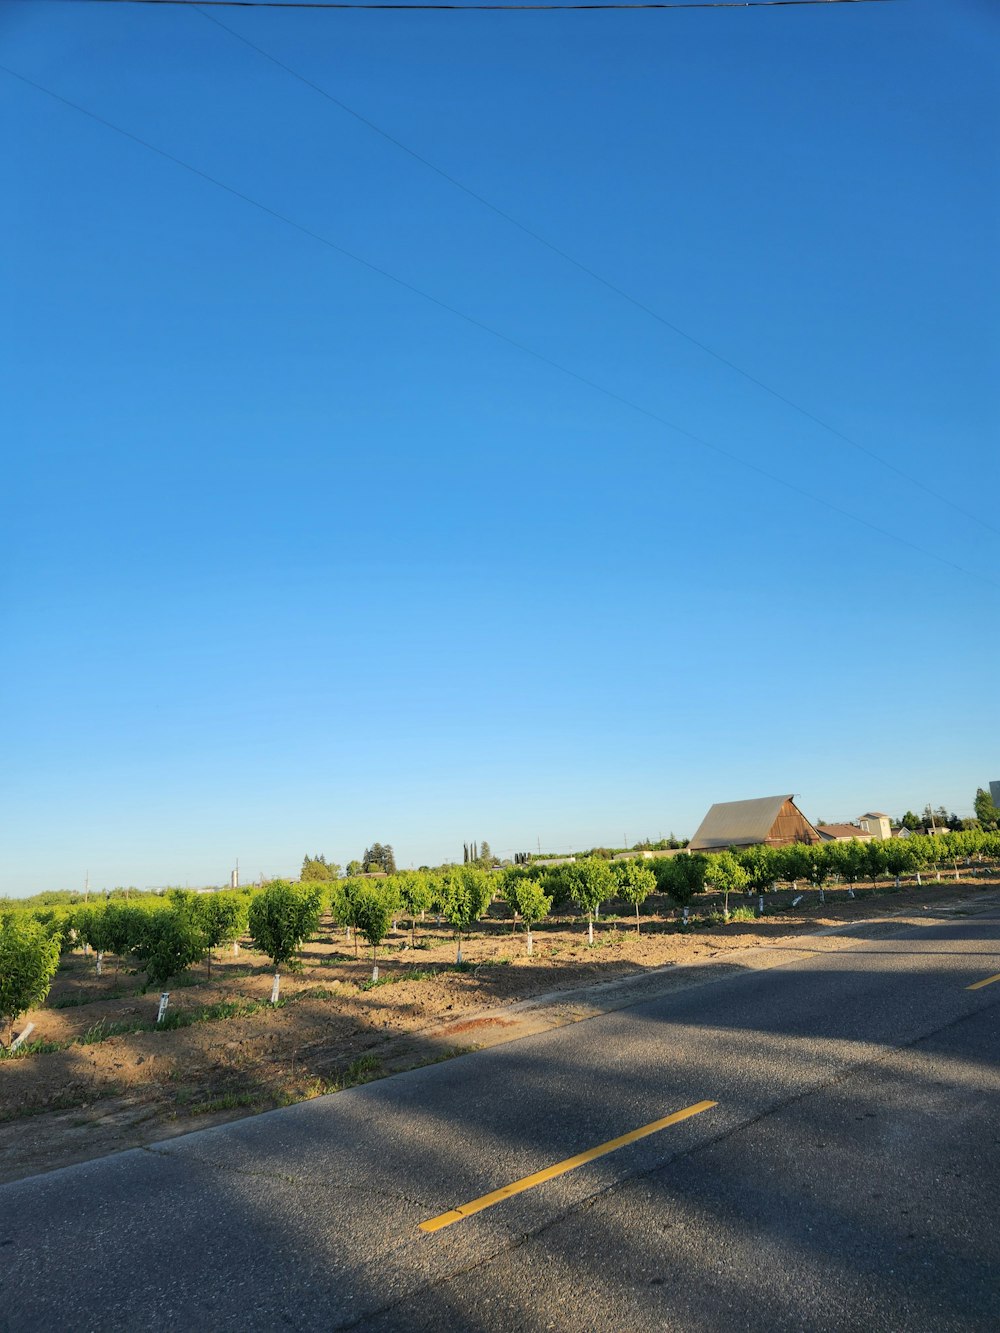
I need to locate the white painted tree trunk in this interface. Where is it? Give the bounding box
[456,939,463,965]
[157,993,170,1024]
[271,973,280,1004]
[526,927,533,957]
[372,963,379,982]
[587,917,594,945]
[96,951,103,977]
[758,895,764,915]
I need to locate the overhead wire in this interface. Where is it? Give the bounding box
[2,61,996,592]
[191,2,998,540]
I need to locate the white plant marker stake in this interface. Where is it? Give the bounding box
[270,973,280,1005]
[11,1022,35,1052]
[156,993,170,1024]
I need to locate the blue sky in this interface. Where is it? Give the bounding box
[2,0,997,895]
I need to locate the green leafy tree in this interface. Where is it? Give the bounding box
[362,843,397,875]
[131,909,207,1008]
[510,878,551,956]
[804,843,832,893]
[301,854,340,883]
[735,844,778,895]
[704,851,749,920]
[396,871,435,947]
[439,867,493,963]
[346,860,363,877]
[0,914,61,1046]
[863,839,888,891]
[655,854,708,919]
[611,859,657,934]
[566,858,615,944]
[247,880,324,1002]
[973,788,1000,831]
[352,884,393,980]
[773,844,813,891]
[883,839,916,888]
[330,878,368,956]
[195,892,249,975]
[825,840,868,897]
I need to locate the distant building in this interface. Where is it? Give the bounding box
[817,823,872,843]
[990,780,1000,808]
[858,812,892,841]
[688,795,820,853]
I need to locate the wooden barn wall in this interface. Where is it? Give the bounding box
[765,799,821,847]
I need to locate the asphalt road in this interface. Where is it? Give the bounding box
[2,908,998,1332]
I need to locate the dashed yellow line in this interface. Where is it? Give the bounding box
[967,972,1000,991]
[419,1099,717,1233]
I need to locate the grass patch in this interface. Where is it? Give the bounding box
[0,1038,63,1059]
[187,1091,264,1116]
[50,989,130,1009]
[358,968,437,992]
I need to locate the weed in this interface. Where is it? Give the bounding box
[0,1038,63,1059]
[358,969,437,992]
[187,1091,263,1116]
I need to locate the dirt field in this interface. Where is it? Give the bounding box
[3,874,997,1185]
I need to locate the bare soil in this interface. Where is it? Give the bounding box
[2,873,996,1185]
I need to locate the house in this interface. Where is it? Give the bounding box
[817,823,872,843]
[858,812,892,841]
[688,794,821,854]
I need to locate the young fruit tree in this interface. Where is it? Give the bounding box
[568,858,615,944]
[396,871,435,948]
[439,867,493,964]
[705,851,749,920]
[0,914,61,1048]
[505,875,552,955]
[655,854,709,924]
[194,891,249,975]
[352,884,393,981]
[610,859,657,935]
[132,908,207,1019]
[248,880,324,1003]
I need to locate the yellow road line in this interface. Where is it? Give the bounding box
[419,1099,717,1234]
[967,972,1000,991]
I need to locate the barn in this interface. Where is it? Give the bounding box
[688,794,821,853]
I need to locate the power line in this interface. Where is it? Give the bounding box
[193,3,998,540]
[26,0,900,11]
[3,62,995,593]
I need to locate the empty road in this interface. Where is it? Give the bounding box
[2,907,998,1332]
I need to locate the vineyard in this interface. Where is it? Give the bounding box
[2,830,998,1183]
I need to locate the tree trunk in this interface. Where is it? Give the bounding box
[456,934,463,965]
[526,926,533,957]
[636,902,641,936]
[587,915,594,945]
[271,972,280,1004]
[723,889,730,920]
[372,945,378,983]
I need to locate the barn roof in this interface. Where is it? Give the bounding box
[688,794,795,852]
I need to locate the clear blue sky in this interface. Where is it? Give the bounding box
[2,0,997,895]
